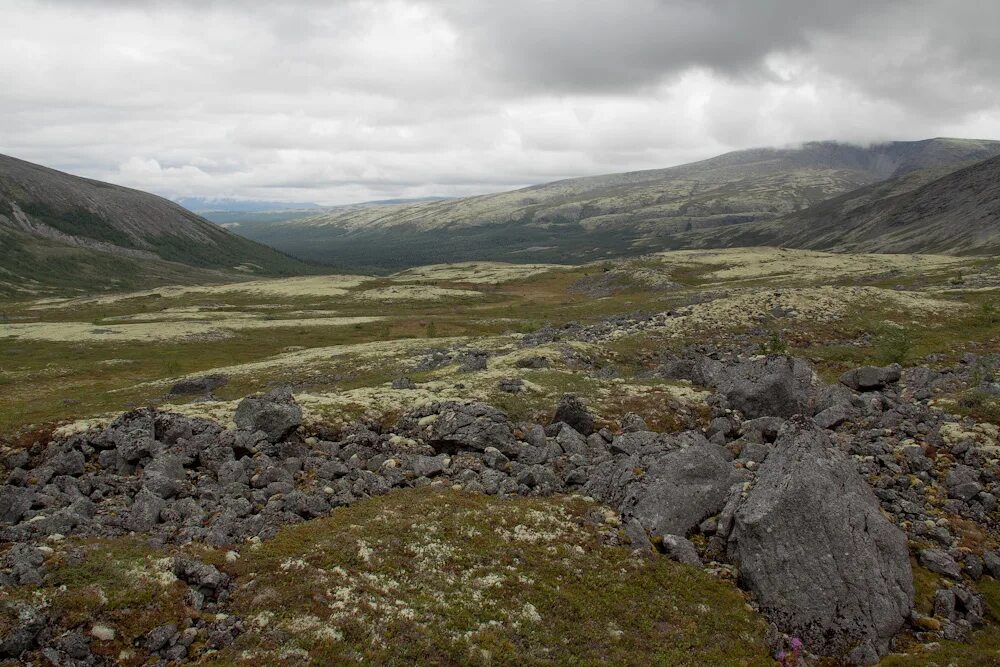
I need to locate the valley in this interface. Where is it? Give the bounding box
[4,149,1000,667]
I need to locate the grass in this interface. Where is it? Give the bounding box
[2,249,999,437]
[214,487,772,666]
[0,538,193,666]
[880,572,1000,666]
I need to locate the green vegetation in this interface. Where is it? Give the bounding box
[217,487,772,666]
[881,570,1000,667]
[0,538,192,665]
[5,248,1000,435]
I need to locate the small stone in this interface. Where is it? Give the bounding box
[91,625,116,642]
[660,534,702,567]
[919,549,962,579]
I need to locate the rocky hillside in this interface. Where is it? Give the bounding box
[2,352,999,664]
[3,248,1000,664]
[692,154,1000,255]
[0,155,315,297]
[232,138,1000,270]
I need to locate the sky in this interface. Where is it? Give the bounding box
[2,0,1000,206]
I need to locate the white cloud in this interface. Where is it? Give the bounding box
[0,0,998,205]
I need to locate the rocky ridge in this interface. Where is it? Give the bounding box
[2,350,999,665]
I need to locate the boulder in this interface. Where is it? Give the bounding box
[143,455,187,499]
[99,409,158,461]
[946,465,983,502]
[411,455,447,478]
[839,365,902,391]
[422,402,519,456]
[728,424,913,659]
[233,388,302,442]
[126,488,166,532]
[0,487,34,525]
[553,394,595,436]
[620,413,649,433]
[658,354,724,387]
[716,356,818,419]
[168,374,228,396]
[622,439,739,537]
[660,534,702,567]
[918,549,961,579]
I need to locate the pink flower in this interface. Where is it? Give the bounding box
[790,637,803,651]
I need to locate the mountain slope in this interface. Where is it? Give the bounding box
[0,154,315,296]
[691,153,1000,255]
[233,138,1000,270]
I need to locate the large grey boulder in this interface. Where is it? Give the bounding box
[0,487,34,525]
[420,402,519,456]
[840,364,901,391]
[716,356,818,419]
[168,373,228,396]
[622,438,740,537]
[233,387,302,442]
[126,488,166,532]
[142,455,187,499]
[658,354,724,387]
[728,424,913,659]
[98,409,158,461]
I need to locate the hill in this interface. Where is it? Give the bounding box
[0,154,316,297]
[688,153,1000,255]
[230,138,1000,270]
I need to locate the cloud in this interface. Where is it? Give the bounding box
[0,0,998,205]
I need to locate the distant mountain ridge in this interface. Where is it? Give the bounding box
[229,138,1000,270]
[0,154,315,297]
[689,153,1000,255]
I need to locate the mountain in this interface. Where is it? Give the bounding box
[230,138,1000,271]
[682,153,1000,255]
[199,197,452,228]
[0,154,316,297]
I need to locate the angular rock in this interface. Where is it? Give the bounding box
[411,455,447,478]
[946,465,983,502]
[126,488,166,532]
[516,465,558,491]
[919,549,961,579]
[984,550,1000,579]
[839,364,902,391]
[100,409,158,461]
[623,518,653,553]
[169,374,228,396]
[658,354,724,387]
[622,439,739,537]
[660,534,702,567]
[233,388,302,442]
[423,402,519,456]
[49,449,86,476]
[554,423,589,455]
[728,424,913,658]
[553,394,596,436]
[716,356,818,419]
[0,487,34,525]
[143,455,186,499]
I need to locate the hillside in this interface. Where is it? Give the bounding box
[231,138,1000,270]
[690,154,1000,255]
[0,154,316,297]
[4,248,1000,665]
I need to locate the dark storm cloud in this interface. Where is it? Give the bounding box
[1,1,999,204]
[444,0,908,92]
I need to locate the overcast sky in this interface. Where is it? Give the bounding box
[2,0,999,206]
